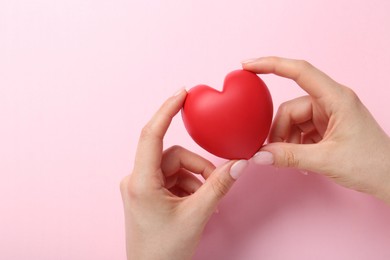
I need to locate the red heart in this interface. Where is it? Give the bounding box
[181,70,273,159]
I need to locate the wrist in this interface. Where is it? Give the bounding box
[369,136,390,204]
[126,232,195,260]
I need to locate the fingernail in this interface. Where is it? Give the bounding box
[241,58,257,64]
[252,151,274,165]
[173,88,186,97]
[229,160,248,180]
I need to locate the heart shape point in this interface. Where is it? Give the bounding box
[181,70,273,159]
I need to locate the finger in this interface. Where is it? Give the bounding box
[269,96,312,143]
[287,126,302,144]
[297,121,317,135]
[169,186,190,197]
[302,130,323,144]
[166,170,203,194]
[134,89,187,174]
[253,142,327,173]
[242,56,340,98]
[161,146,215,179]
[189,160,248,219]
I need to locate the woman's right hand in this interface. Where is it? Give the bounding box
[242,57,390,204]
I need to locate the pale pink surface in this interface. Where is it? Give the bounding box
[1,1,390,259]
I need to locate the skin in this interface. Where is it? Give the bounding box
[243,57,390,203]
[121,56,390,259]
[120,89,248,260]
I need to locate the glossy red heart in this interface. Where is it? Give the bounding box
[181,70,273,160]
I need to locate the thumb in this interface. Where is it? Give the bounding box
[253,142,325,172]
[191,160,248,217]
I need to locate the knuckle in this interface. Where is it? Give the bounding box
[211,178,230,199]
[267,56,280,64]
[342,86,360,103]
[120,175,145,200]
[140,124,154,139]
[297,59,313,70]
[167,145,183,155]
[119,176,129,193]
[163,145,185,163]
[290,59,313,83]
[278,101,291,115]
[283,150,300,168]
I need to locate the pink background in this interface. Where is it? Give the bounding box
[1,0,390,259]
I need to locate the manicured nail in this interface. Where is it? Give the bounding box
[252,151,274,165]
[173,88,186,97]
[229,160,248,180]
[241,58,257,64]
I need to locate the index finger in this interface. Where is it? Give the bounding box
[242,56,341,98]
[134,89,187,173]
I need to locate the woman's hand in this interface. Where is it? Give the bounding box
[120,89,248,260]
[243,57,390,203]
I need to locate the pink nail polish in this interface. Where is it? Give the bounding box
[173,88,185,97]
[241,58,257,64]
[252,151,274,165]
[230,160,248,180]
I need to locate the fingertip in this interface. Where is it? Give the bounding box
[241,57,268,65]
[189,160,243,217]
[171,88,187,106]
[241,57,270,73]
[251,151,274,166]
[165,87,187,111]
[241,58,259,65]
[229,160,249,180]
[173,87,187,97]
